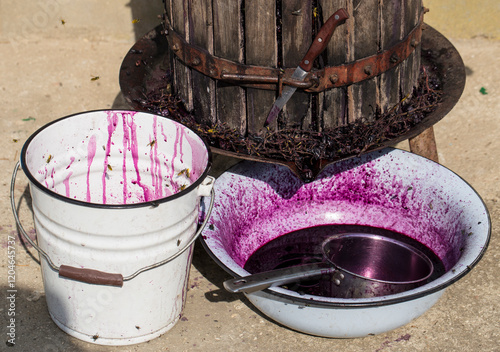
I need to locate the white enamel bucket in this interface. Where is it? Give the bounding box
[11,110,214,345]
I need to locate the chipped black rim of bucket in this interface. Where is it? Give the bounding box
[199,149,491,308]
[20,109,213,209]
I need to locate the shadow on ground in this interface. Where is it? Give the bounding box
[128,0,164,41]
[113,0,165,110]
[2,284,81,351]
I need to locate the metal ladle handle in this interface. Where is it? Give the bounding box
[223,262,339,294]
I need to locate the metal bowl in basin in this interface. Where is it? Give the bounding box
[200,148,490,338]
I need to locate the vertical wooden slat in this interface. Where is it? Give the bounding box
[163,0,171,20]
[318,0,348,129]
[188,0,215,125]
[213,0,246,134]
[379,0,403,113]
[401,0,422,97]
[406,0,436,159]
[281,0,312,129]
[413,2,422,88]
[245,1,277,134]
[347,0,379,123]
[163,0,173,73]
[171,0,193,111]
[162,0,174,81]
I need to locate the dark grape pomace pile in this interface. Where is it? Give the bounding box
[139,57,442,180]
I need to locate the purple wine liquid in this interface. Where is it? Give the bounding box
[244,225,445,297]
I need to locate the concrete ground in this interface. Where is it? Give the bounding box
[1,1,498,351]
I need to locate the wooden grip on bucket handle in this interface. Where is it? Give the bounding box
[59,265,124,287]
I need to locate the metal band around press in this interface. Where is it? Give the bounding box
[162,14,423,93]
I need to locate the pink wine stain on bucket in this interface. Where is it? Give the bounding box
[31,110,205,205]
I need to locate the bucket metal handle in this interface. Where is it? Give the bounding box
[10,161,215,287]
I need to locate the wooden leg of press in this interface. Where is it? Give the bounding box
[408,126,439,163]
